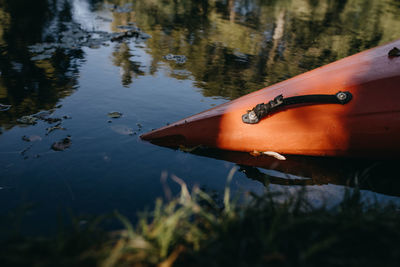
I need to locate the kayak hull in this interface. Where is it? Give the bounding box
[187,147,400,196]
[141,39,400,157]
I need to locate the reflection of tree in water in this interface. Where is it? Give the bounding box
[0,0,397,119]
[112,42,144,87]
[0,0,82,130]
[110,0,399,99]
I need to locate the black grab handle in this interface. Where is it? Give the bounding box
[242,91,352,124]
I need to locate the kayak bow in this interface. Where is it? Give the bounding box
[141,40,400,157]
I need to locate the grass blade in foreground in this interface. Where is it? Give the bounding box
[1,174,400,267]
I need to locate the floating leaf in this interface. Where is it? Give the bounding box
[22,135,42,142]
[110,125,135,135]
[164,54,187,64]
[0,103,11,111]
[51,136,72,151]
[46,123,66,135]
[108,111,123,118]
[17,116,37,125]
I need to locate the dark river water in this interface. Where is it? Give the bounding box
[1,0,400,234]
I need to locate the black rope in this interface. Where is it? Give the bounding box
[242,91,352,124]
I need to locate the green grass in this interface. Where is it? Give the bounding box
[1,170,400,267]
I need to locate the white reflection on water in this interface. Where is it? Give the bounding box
[72,0,111,32]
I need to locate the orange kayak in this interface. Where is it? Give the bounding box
[141,40,400,157]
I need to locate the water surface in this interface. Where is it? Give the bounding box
[1,0,400,234]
